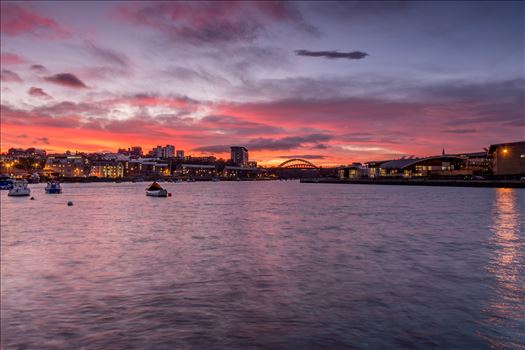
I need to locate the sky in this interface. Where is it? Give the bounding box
[1,1,523,166]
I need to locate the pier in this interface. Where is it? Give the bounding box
[300,178,525,188]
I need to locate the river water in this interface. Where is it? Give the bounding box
[1,181,524,349]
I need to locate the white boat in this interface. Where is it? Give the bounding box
[146,182,168,197]
[8,180,31,197]
[0,175,14,190]
[45,181,62,194]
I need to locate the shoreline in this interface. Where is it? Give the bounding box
[300,178,525,188]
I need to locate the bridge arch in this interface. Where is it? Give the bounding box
[277,158,319,169]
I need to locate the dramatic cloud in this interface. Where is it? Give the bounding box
[34,137,50,145]
[195,133,332,153]
[33,101,107,117]
[1,52,28,65]
[248,134,332,151]
[28,87,52,99]
[0,2,71,39]
[44,73,87,88]
[115,2,315,45]
[1,1,522,164]
[16,134,28,138]
[1,69,22,83]
[295,50,369,60]
[30,64,48,73]
[84,40,130,67]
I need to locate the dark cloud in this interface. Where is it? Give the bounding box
[442,129,478,134]
[34,101,107,117]
[1,69,22,83]
[192,145,230,153]
[116,2,316,45]
[16,134,28,138]
[194,134,332,153]
[84,40,130,67]
[30,64,48,73]
[34,137,50,145]
[44,73,87,88]
[295,50,369,60]
[28,87,52,99]
[277,154,326,159]
[248,133,332,151]
[312,143,328,149]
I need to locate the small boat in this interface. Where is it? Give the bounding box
[212,177,220,182]
[0,175,14,190]
[146,181,168,197]
[45,181,62,194]
[8,180,30,197]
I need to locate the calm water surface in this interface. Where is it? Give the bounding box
[1,181,524,349]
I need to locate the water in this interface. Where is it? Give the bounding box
[1,181,524,349]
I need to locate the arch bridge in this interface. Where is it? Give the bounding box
[277,159,319,169]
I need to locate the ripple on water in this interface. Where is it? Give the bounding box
[1,183,524,349]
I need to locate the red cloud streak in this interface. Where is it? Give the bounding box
[1,2,72,39]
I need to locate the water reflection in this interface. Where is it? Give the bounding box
[485,188,524,349]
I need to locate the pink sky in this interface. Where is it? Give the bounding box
[1,1,523,165]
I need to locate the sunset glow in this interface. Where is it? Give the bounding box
[1,1,523,165]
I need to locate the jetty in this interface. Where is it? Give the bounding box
[300,178,525,188]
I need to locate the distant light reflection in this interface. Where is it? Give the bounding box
[484,188,524,349]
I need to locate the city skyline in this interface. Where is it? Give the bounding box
[1,1,524,166]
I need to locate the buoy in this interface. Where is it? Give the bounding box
[168,193,172,197]
[30,197,35,200]
[67,201,73,206]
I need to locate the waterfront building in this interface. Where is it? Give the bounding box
[162,145,175,158]
[488,141,525,176]
[365,160,387,178]
[130,146,143,157]
[7,147,46,159]
[457,151,491,174]
[141,161,170,176]
[176,164,217,179]
[398,156,465,177]
[338,163,367,179]
[223,165,259,179]
[45,154,88,177]
[176,150,185,159]
[124,159,143,177]
[90,161,125,178]
[150,146,163,158]
[185,155,216,164]
[231,146,249,166]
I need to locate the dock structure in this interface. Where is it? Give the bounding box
[300,178,525,188]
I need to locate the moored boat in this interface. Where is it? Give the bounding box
[8,180,30,197]
[0,175,14,190]
[45,181,62,194]
[146,181,168,197]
